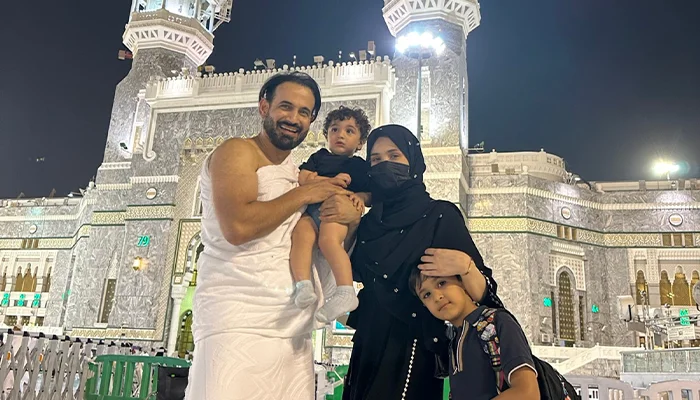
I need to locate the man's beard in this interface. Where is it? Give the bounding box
[263,114,308,151]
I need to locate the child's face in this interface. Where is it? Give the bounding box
[415,276,473,325]
[326,118,364,156]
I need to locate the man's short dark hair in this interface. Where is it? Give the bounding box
[322,106,372,143]
[258,71,322,119]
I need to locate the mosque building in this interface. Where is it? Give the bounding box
[0,0,698,379]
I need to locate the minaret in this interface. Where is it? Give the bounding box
[102,0,232,163]
[383,0,481,148]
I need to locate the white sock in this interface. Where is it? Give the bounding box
[293,280,317,309]
[316,285,358,324]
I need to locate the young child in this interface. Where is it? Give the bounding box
[409,268,540,400]
[291,106,371,323]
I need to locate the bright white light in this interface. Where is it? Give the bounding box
[395,31,446,55]
[653,161,680,175]
[419,32,434,48]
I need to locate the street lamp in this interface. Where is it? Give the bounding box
[396,31,446,141]
[652,161,680,181]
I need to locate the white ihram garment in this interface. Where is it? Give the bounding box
[185,153,336,400]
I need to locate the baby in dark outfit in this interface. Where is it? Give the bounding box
[291,106,371,323]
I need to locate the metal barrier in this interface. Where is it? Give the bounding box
[84,355,190,400]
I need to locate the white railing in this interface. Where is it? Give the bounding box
[145,58,395,100]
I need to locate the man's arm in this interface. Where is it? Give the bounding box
[298,170,321,185]
[210,139,349,245]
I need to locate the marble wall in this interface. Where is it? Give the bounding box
[102,48,197,164]
[391,20,467,147]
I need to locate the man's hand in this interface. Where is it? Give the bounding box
[335,173,352,186]
[348,194,365,213]
[300,177,350,205]
[319,194,362,225]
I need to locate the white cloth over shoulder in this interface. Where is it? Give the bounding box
[192,151,337,342]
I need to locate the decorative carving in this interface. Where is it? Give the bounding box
[91,212,126,226]
[125,205,175,220]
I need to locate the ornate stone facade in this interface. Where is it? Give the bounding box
[1,0,698,364]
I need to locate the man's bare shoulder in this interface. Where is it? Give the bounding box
[210,138,261,171]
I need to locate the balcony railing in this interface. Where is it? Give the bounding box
[622,348,700,373]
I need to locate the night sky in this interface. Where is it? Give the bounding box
[1,0,699,198]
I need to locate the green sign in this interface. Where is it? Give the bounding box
[679,308,689,317]
[17,294,26,307]
[591,304,600,313]
[137,236,151,247]
[1,293,9,307]
[680,316,691,326]
[32,293,41,308]
[543,297,552,307]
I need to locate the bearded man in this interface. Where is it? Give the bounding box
[184,72,362,400]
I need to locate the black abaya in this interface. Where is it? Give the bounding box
[342,125,503,400]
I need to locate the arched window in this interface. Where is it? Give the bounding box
[672,266,691,306]
[43,267,52,293]
[190,244,204,287]
[659,271,672,306]
[177,310,195,358]
[0,268,6,292]
[14,268,24,292]
[558,271,576,343]
[635,271,649,305]
[21,266,34,292]
[691,271,700,292]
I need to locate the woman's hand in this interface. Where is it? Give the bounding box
[418,248,475,277]
[320,194,363,225]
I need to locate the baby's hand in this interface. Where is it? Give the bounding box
[348,194,365,213]
[335,173,352,186]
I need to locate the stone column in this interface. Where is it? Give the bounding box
[166,285,187,355]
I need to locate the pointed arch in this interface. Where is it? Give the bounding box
[21,265,33,292]
[14,267,23,292]
[691,270,700,292]
[672,266,691,306]
[635,270,649,305]
[659,270,672,306]
[43,267,52,293]
[558,271,576,342]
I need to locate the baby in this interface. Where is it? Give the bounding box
[291,106,371,323]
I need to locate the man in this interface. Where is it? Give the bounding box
[185,72,362,400]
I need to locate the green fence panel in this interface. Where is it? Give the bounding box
[85,355,190,400]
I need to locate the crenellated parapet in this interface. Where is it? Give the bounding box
[144,58,396,108]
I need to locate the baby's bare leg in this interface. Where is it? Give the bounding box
[317,222,352,286]
[290,215,318,308]
[316,222,358,323]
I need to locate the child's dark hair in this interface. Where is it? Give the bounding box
[322,106,372,143]
[409,268,463,298]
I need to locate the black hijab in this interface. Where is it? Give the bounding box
[353,125,439,282]
[363,125,434,234]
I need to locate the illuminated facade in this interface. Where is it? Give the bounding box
[0,0,698,379]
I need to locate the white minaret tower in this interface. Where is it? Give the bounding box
[101,0,233,163]
[383,0,481,148]
[383,0,481,211]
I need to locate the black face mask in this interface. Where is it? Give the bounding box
[369,161,412,194]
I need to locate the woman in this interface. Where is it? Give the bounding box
[341,125,503,400]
